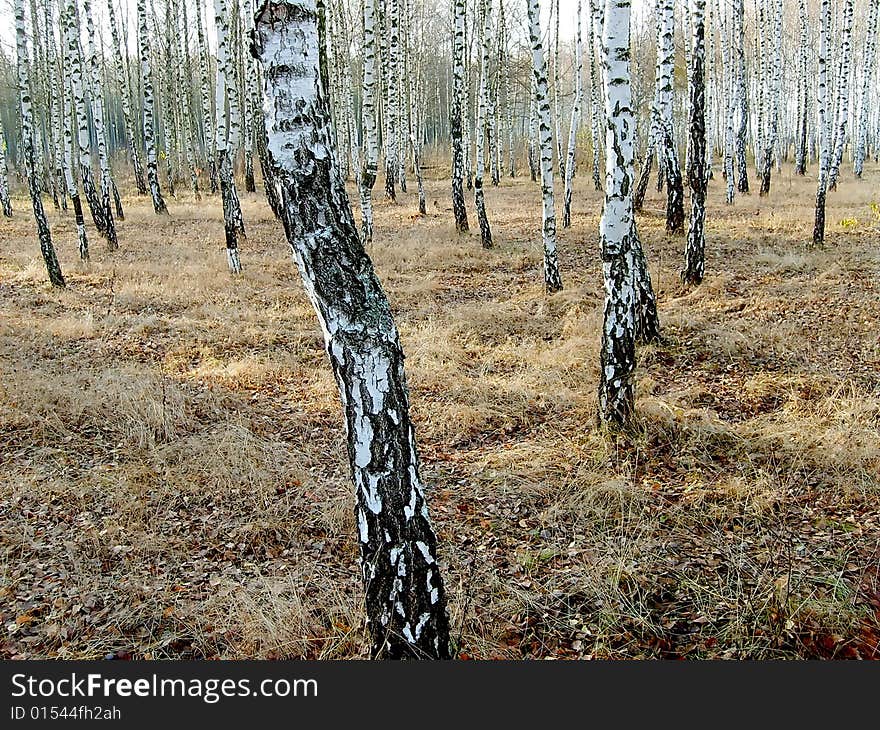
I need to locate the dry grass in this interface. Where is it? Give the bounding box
[1,164,879,659]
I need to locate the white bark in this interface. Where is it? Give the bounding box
[528,0,563,293]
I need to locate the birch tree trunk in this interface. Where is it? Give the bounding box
[597,0,637,427]
[733,0,749,193]
[65,0,107,236]
[451,0,469,231]
[83,0,118,249]
[474,0,493,248]
[813,0,831,247]
[794,0,809,176]
[196,0,219,194]
[107,0,147,196]
[0,118,11,218]
[16,0,65,287]
[759,0,782,196]
[361,0,380,241]
[215,0,245,272]
[384,0,400,200]
[252,0,451,660]
[682,0,706,286]
[854,0,880,178]
[588,0,602,190]
[562,0,582,229]
[528,0,563,293]
[656,0,684,234]
[138,0,168,213]
[828,0,854,190]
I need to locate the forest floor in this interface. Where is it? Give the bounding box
[1,165,879,659]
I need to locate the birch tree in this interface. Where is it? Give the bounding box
[655,0,684,234]
[65,0,108,236]
[214,0,245,272]
[682,0,706,286]
[588,0,602,190]
[252,0,451,660]
[794,0,809,176]
[138,0,168,213]
[828,0,854,191]
[854,0,880,178]
[562,0,583,229]
[597,0,637,427]
[451,0,469,231]
[733,0,749,193]
[813,0,831,247]
[83,0,119,248]
[474,0,493,247]
[107,0,147,196]
[16,0,65,287]
[360,0,380,241]
[0,118,11,218]
[528,0,563,293]
[384,0,400,200]
[758,0,781,196]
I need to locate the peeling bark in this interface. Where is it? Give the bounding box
[252,0,451,659]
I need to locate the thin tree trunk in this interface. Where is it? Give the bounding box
[66,0,107,236]
[83,0,118,249]
[828,0,854,190]
[214,0,245,272]
[683,0,707,286]
[656,0,684,234]
[813,0,831,247]
[854,0,880,178]
[474,0,493,247]
[138,0,168,213]
[16,0,65,287]
[361,0,380,240]
[252,0,451,660]
[451,0,469,231]
[562,0,582,229]
[733,0,749,193]
[0,118,12,217]
[528,0,563,293]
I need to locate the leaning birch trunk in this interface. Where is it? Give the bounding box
[0,118,11,217]
[854,0,880,178]
[474,0,493,248]
[597,0,637,427]
[828,0,854,191]
[65,0,107,237]
[656,0,684,234]
[562,0,583,229]
[361,0,380,241]
[682,0,707,286]
[214,0,245,273]
[528,0,563,293]
[137,0,168,214]
[813,0,831,247]
[16,0,65,287]
[83,0,118,249]
[451,0,469,231]
[252,0,451,660]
